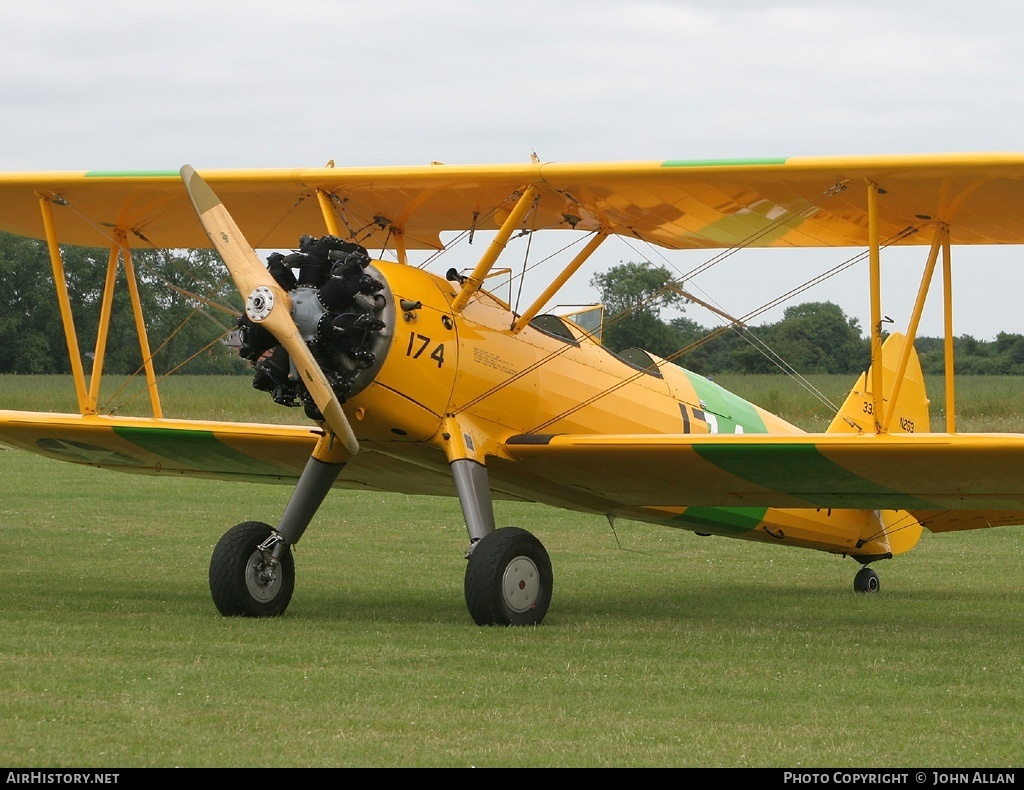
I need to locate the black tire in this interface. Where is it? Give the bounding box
[209,521,295,617]
[854,566,880,594]
[464,527,552,626]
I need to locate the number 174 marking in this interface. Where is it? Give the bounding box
[406,333,446,368]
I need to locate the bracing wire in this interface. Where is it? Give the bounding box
[527,225,919,432]
[454,182,865,418]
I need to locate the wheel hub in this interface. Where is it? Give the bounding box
[245,551,281,603]
[501,555,541,613]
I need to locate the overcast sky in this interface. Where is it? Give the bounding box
[5,0,1024,341]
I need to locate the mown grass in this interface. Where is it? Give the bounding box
[2,374,1024,767]
[0,373,310,424]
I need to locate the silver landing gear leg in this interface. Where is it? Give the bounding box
[275,455,346,547]
[452,458,552,626]
[451,458,496,551]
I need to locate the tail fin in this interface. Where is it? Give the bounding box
[827,332,930,435]
[828,332,928,556]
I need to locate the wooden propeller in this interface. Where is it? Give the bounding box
[180,165,359,456]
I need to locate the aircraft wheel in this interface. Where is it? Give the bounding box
[464,527,552,626]
[209,521,295,617]
[854,566,880,594]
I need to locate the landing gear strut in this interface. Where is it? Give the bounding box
[209,443,346,618]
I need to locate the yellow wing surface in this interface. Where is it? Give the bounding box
[500,431,1024,533]
[2,407,1023,533]
[5,153,1024,251]
[0,411,458,496]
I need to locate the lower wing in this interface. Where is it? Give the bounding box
[6,411,1023,532]
[0,410,458,496]
[503,431,1024,532]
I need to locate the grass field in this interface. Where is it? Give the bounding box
[2,374,1024,767]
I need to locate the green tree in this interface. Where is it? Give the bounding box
[674,302,870,375]
[128,248,245,375]
[0,233,65,372]
[992,332,1024,374]
[763,301,869,374]
[589,262,686,356]
[0,232,245,375]
[667,314,736,374]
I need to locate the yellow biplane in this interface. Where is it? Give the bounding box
[1,154,1022,625]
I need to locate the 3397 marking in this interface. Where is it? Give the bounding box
[406,333,446,368]
[899,416,915,432]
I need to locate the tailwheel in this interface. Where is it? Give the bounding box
[464,527,552,626]
[209,521,295,617]
[854,566,880,594]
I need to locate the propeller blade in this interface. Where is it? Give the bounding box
[180,165,359,455]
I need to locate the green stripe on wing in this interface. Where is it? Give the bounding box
[660,158,788,168]
[112,426,293,476]
[691,442,938,509]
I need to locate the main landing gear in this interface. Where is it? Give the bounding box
[209,521,295,617]
[452,458,553,626]
[206,454,553,625]
[465,527,553,626]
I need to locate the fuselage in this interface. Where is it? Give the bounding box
[344,260,904,561]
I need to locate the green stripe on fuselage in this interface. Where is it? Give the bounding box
[691,442,937,510]
[666,371,772,534]
[683,370,768,434]
[112,426,291,477]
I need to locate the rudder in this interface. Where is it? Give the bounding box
[827,332,930,436]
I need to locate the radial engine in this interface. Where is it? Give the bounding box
[234,235,394,420]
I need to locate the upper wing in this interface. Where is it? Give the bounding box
[4,153,1024,251]
[502,430,1024,532]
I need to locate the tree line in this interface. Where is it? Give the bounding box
[1,233,1022,376]
[0,232,245,375]
[591,261,1024,377]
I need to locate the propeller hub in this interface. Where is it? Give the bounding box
[246,286,276,322]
